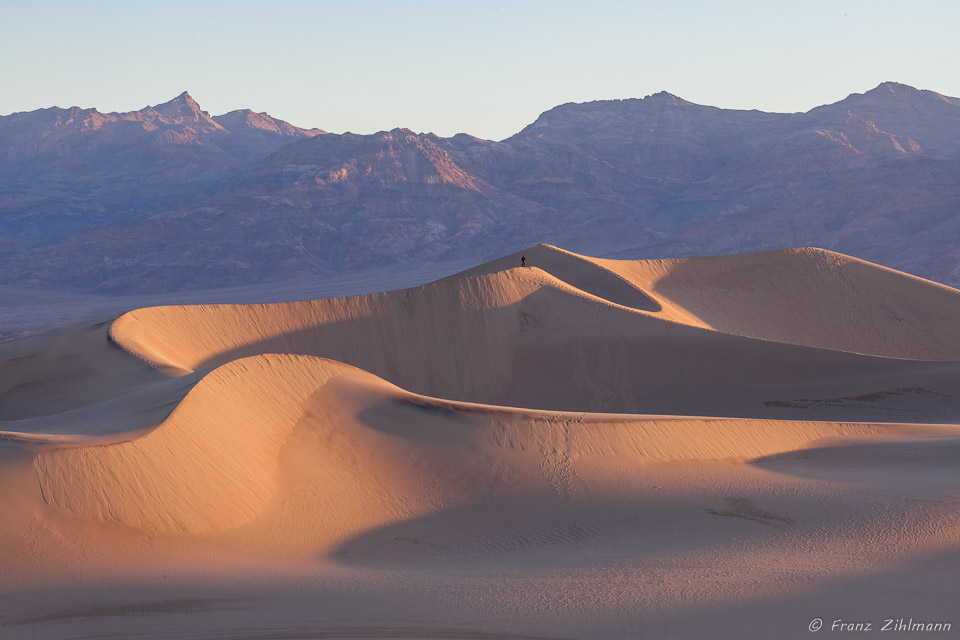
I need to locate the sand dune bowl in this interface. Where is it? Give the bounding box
[2,245,959,639]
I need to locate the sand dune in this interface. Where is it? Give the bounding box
[32,355,348,532]
[2,245,960,639]
[462,244,960,359]
[597,246,960,359]
[106,251,960,421]
[17,352,955,535]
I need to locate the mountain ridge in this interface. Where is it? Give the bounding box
[4,82,960,294]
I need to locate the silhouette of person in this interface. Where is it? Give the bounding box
[521,254,526,267]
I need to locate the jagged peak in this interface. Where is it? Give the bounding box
[868,81,919,95]
[160,91,201,109]
[371,127,438,142]
[148,91,212,122]
[844,82,959,106]
[643,90,691,106]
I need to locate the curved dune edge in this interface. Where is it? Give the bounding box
[104,261,960,427]
[110,265,682,377]
[109,267,551,375]
[31,352,957,535]
[108,245,960,397]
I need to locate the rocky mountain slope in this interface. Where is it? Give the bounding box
[3,82,960,293]
[0,92,321,253]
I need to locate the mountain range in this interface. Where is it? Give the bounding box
[3,82,960,294]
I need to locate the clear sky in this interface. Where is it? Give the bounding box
[3,0,958,141]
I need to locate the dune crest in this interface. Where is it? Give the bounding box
[105,251,960,421]
[444,243,663,311]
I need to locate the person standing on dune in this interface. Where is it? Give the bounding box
[521,254,526,267]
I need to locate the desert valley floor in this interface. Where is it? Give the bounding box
[2,244,959,639]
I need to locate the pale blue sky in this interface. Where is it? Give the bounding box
[2,1,958,140]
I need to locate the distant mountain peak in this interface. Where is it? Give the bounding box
[834,81,960,110]
[514,90,699,139]
[873,81,915,92]
[384,127,418,138]
[150,91,210,122]
[644,90,690,106]
[865,82,922,99]
[212,109,325,138]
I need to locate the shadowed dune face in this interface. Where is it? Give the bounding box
[444,244,662,311]
[0,317,165,421]
[4,245,960,638]
[753,435,960,500]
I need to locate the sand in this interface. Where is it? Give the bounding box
[1,244,959,639]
